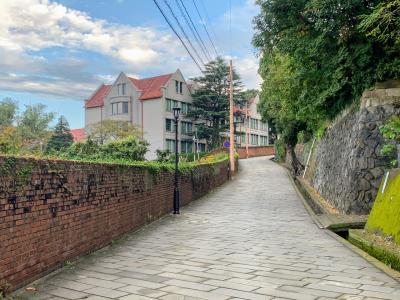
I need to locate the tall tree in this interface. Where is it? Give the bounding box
[87,120,141,145]
[189,57,244,149]
[0,98,18,127]
[17,104,55,140]
[46,116,73,153]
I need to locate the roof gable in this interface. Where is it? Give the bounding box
[85,84,111,108]
[129,73,173,100]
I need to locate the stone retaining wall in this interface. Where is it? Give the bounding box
[292,82,400,214]
[0,157,230,291]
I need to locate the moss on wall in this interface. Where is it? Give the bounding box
[366,168,400,244]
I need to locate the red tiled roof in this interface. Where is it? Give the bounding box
[70,128,86,142]
[129,73,173,100]
[85,84,111,108]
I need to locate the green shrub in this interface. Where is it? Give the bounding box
[380,116,400,167]
[274,139,286,163]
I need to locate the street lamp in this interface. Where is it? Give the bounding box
[172,107,181,214]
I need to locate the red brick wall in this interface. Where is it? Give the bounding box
[237,146,275,159]
[0,157,230,291]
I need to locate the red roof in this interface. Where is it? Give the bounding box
[129,73,173,100]
[85,84,111,108]
[85,73,174,109]
[70,128,86,142]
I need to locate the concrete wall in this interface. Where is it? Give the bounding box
[0,156,231,291]
[294,82,400,214]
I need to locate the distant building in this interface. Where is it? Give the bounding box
[84,70,206,160]
[234,95,271,147]
[70,128,86,142]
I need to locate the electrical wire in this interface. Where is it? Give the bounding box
[176,0,212,62]
[163,0,205,66]
[152,0,203,72]
[191,0,219,58]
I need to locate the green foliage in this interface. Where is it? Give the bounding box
[253,0,400,151]
[46,116,73,153]
[0,98,17,127]
[17,103,55,141]
[101,137,149,161]
[380,116,400,167]
[189,57,244,149]
[156,149,173,162]
[274,139,286,163]
[62,136,149,162]
[87,120,141,144]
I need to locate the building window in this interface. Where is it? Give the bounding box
[251,134,259,145]
[260,135,268,146]
[181,102,190,114]
[166,139,176,152]
[198,143,206,152]
[111,102,129,115]
[175,80,183,94]
[181,121,192,135]
[166,98,179,112]
[117,83,126,96]
[165,119,175,132]
[181,141,193,153]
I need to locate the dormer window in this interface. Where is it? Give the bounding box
[117,83,126,96]
[175,80,183,94]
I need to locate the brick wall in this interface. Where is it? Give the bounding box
[0,157,230,291]
[237,146,275,159]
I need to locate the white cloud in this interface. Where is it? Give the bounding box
[0,0,261,98]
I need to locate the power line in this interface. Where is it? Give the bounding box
[163,0,205,66]
[152,0,203,72]
[176,0,212,62]
[199,0,219,53]
[191,0,219,58]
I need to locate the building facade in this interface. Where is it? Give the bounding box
[235,95,271,147]
[85,70,205,160]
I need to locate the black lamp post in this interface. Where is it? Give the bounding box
[172,107,181,214]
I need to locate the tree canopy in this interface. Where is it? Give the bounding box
[253,0,400,172]
[46,116,73,153]
[87,120,141,145]
[188,57,244,149]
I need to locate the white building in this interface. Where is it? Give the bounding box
[235,95,271,147]
[84,70,206,160]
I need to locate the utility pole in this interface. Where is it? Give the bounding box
[229,60,235,173]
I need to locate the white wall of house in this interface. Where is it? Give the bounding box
[85,107,103,126]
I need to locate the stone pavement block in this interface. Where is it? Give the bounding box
[305,282,361,295]
[279,285,341,298]
[116,277,166,289]
[51,280,96,291]
[159,294,200,300]
[182,270,231,281]
[158,272,205,283]
[84,286,128,298]
[75,269,121,281]
[162,279,216,292]
[119,295,157,300]
[79,277,127,289]
[255,286,317,300]
[160,286,230,300]
[47,287,90,300]
[360,284,397,294]
[118,284,167,298]
[203,279,257,292]
[212,287,271,300]
[360,290,400,299]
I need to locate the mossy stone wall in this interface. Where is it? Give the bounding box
[366,168,400,244]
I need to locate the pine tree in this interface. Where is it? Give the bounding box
[46,116,73,153]
[188,57,244,149]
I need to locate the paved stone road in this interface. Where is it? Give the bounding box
[16,157,400,300]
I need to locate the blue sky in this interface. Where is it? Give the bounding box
[0,0,260,129]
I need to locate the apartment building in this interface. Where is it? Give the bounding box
[235,94,271,147]
[84,70,205,160]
